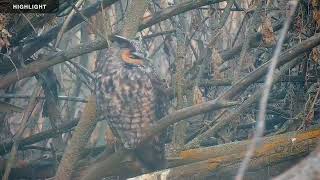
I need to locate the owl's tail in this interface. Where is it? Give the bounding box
[134,137,167,171]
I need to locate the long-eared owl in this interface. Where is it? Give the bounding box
[95,35,167,170]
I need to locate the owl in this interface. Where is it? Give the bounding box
[95,35,168,171]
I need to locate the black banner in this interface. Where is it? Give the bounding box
[0,0,59,13]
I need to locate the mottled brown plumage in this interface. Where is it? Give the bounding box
[96,35,167,170]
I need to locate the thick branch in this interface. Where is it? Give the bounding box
[54,95,97,180]
[0,94,88,103]
[0,99,236,156]
[120,0,147,38]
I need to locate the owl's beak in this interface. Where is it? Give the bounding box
[131,52,145,59]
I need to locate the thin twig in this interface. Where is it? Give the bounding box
[20,13,37,33]
[235,1,298,180]
[64,62,94,92]
[67,61,95,80]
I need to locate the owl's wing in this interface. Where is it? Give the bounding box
[138,69,169,170]
[146,66,169,121]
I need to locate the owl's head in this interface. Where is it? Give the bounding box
[111,35,148,66]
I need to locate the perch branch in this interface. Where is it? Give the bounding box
[79,100,238,180]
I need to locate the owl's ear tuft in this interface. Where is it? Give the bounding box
[111,35,136,51]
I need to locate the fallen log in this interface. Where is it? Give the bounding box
[129,127,320,179]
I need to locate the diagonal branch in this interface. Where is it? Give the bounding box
[0,40,108,89]
[185,31,320,149]
[54,95,97,180]
[219,32,320,101]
